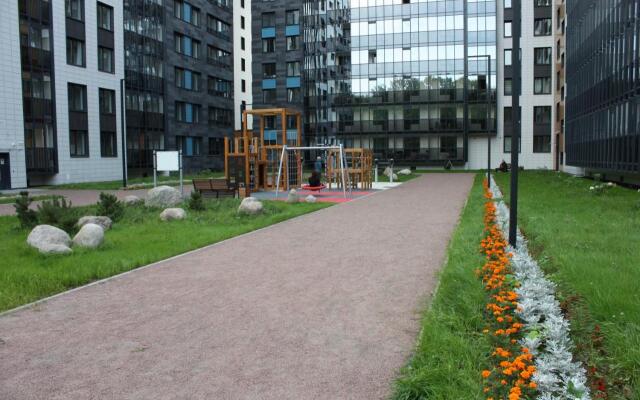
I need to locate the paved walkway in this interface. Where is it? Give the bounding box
[0,174,474,400]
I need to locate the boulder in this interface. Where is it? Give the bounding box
[383,167,393,177]
[398,168,412,176]
[27,225,72,254]
[145,186,182,208]
[286,189,299,204]
[238,197,263,215]
[77,215,112,231]
[123,195,142,205]
[160,207,187,221]
[305,195,317,203]
[73,223,104,249]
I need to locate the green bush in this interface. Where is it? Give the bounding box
[96,192,124,221]
[14,191,38,229]
[188,190,205,211]
[37,197,76,233]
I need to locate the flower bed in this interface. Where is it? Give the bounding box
[481,178,591,400]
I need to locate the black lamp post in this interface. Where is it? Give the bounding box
[120,78,127,188]
[468,54,493,183]
[509,0,521,247]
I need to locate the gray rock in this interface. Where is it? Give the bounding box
[77,216,112,231]
[238,197,263,215]
[305,195,317,203]
[160,207,187,221]
[398,168,412,176]
[392,174,399,181]
[27,225,72,254]
[123,195,142,205]
[73,223,104,249]
[145,186,182,208]
[286,189,299,204]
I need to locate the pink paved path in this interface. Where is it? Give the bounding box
[0,174,473,400]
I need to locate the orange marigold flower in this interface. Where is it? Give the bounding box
[482,370,492,378]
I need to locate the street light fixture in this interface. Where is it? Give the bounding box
[468,54,493,183]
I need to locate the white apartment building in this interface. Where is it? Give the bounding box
[233,0,253,131]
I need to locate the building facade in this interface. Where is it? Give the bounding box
[233,0,253,130]
[554,0,565,171]
[0,0,125,189]
[565,0,640,182]
[124,0,234,174]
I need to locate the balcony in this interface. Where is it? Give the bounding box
[25,147,57,174]
[372,147,465,165]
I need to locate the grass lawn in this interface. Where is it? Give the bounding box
[42,171,224,191]
[392,174,492,399]
[494,171,640,398]
[0,199,330,313]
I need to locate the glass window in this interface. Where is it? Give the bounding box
[175,1,200,26]
[534,47,552,65]
[504,21,512,37]
[208,107,232,126]
[533,136,551,153]
[68,83,87,112]
[66,38,85,67]
[286,9,300,25]
[504,78,512,96]
[100,131,117,157]
[535,0,551,6]
[287,61,300,76]
[65,0,84,21]
[177,136,202,156]
[97,2,113,31]
[534,77,552,94]
[504,49,512,66]
[262,12,275,27]
[504,0,512,8]
[175,33,200,58]
[534,18,552,36]
[286,36,298,51]
[262,38,275,53]
[70,130,89,157]
[208,137,224,156]
[208,15,230,38]
[99,88,115,114]
[208,76,232,97]
[176,67,201,91]
[263,63,276,78]
[288,88,300,102]
[263,89,276,103]
[534,106,551,124]
[176,102,200,123]
[98,47,114,73]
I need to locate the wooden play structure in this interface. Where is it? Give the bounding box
[224,107,374,197]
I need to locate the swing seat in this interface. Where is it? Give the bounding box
[301,184,326,192]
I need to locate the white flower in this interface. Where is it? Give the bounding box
[589,186,594,190]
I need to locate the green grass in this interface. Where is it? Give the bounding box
[0,199,330,313]
[43,171,224,190]
[0,195,62,205]
[393,174,491,399]
[494,171,640,399]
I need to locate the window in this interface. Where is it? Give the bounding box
[241,16,245,29]
[504,49,512,66]
[504,0,512,8]
[66,38,85,67]
[241,58,246,71]
[286,9,300,25]
[209,107,232,126]
[534,47,552,65]
[175,1,201,26]
[534,106,551,124]
[208,76,232,98]
[286,61,300,76]
[175,33,200,58]
[176,102,201,123]
[207,46,231,67]
[504,21,512,37]
[262,38,275,53]
[504,78,512,96]
[98,47,114,73]
[208,15,230,38]
[535,0,551,6]
[534,18,552,36]
[263,63,276,78]
[533,136,551,153]
[263,89,276,103]
[368,50,377,64]
[100,131,117,157]
[534,77,551,94]
[241,0,244,7]
[21,25,51,51]
[68,83,87,112]
[70,130,89,157]
[440,136,457,155]
[241,79,246,92]
[97,2,113,31]
[175,67,201,91]
[65,0,84,21]
[208,137,224,156]
[99,89,115,114]
[241,37,245,50]
[262,12,275,27]
[176,136,202,156]
[286,36,298,51]
[287,87,300,102]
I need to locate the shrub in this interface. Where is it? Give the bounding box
[96,192,124,221]
[37,197,76,233]
[188,190,205,211]
[14,191,38,229]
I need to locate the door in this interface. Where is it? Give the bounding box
[0,153,10,190]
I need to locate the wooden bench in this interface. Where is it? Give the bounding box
[192,178,238,199]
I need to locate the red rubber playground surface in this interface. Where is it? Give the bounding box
[252,188,375,203]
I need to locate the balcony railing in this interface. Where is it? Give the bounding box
[25,147,57,173]
[372,147,465,164]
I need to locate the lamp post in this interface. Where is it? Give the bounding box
[509,0,521,248]
[120,78,127,188]
[468,54,493,183]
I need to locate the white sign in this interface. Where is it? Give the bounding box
[156,151,180,172]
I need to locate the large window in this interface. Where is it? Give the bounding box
[534,18,552,36]
[263,63,276,78]
[287,88,300,103]
[97,2,113,31]
[534,77,552,94]
[101,131,117,157]
[65,0,84,21]
[208,76,232,98]
[534,106,551,124]
[175,33,200,58]
[21,25,51,51]
[504,49,512,66]
[286,36,299,51]
[176,102,200,123]
[208,15,231,38]
[207,46,231,67]
[262,12,275,27]
[533,136,551,153]
[176,136,202,156]
[98,47,114,73]
[68,83,87,112]
[99,88,115,114]
[208,107,232,126]
[66,38,85,67]
[286,61,300,77]
[175,67,201,91]
[208,137,224,156]
[70,130,89,157]
[534,47,552,65]
[263,89,276,103]
[535,0,551,6]
[504,21,512,37]
[504,78,512,96]
[262,38,275,53]
[174,1,200,26]
[286,9,300,25]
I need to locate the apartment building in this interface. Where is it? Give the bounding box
[233,0,252,130]
[554,0,565,171]
[0,0,125,189]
